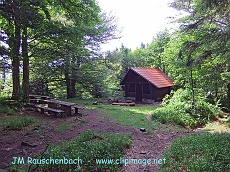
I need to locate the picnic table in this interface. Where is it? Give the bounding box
[29,94,51,100]
[28,95,84,117]
[43,99,84,116]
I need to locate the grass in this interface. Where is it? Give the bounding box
[54,119,85,132]
[62,97,161,133]
[3,97,228,172]
[97,105,160,133]
[17,130,132,172]
[54,123,72,132]
[203,121,230,133]
[159,133,230,172]
[0,106,16,114]
[0,116,39,130]
[225,116,230,127]
[62,98,186,133]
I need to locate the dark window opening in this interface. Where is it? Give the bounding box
[129,83,135,92]
[143,84,150,94]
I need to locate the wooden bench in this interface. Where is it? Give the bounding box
[43,99,76,116]
[34,105,65,117]
[40,96,51,100]
[73,105,84,114]
[29,95,51,100]
[29,99,40,104]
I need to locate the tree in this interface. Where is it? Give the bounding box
[169,0,230,107]
[0,0,21,100]
[1,0,120,101]
[147,30,171,72]
[0,0,50,101]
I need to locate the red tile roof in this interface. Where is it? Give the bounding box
[124,68,174,88]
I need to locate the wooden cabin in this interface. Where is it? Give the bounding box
[120,68,174,103]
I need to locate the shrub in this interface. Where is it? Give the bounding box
[225,117,230,127]
[159,133,230,172]
[191,101,220,123]
[152,89,223,128]
[0,96,22,114]
[152,103,197,128]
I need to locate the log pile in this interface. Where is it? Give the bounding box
[111,102,135,106]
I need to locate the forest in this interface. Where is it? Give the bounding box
[0,0,229,108]
[0,0,230,172]
[0,0,229,109]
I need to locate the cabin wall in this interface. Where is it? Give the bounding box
[124,82,153,101]
[153,87,171,100]
[125,84,171,101]
[122,70,172,102]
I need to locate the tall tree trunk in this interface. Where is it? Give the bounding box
[65,56,77,99]
[65,74,76,99]
[70,78,76,98]
[227,83,230,110]
[190,66,195,109]
[22,26,29,103]
[11,22,21,100]
[3,65,6,85]
[214,67,218,99]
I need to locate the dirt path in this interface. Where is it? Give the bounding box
[0,108,191,171]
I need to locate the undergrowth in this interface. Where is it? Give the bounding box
[152,89,224,128]
[15,130,132,172]
[0,96,22,114]
[159,133,230,172]
[225,116,230,127]
[0,116,39,130]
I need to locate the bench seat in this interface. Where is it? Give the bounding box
[34,105,65,117]
[29,99,40,104]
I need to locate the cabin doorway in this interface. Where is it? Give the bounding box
[135,83,142,101]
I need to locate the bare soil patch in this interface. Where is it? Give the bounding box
[0,107,192,171]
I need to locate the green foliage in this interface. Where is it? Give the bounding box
[0,96,21,114]
[159,133,230,172]
[28,130,132,172]
[152,89,223,128]
[225,117,230,127]
[0,116,39,130]
[152,103,197,128]
[0,75,13,96]
[167,0,230,109]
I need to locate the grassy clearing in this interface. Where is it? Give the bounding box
[13,130,132,172]
[0,116,39,130]
[160,133,230,172]
[63,98,180,133]
[97,105,160,133]
[62,97,161,132]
